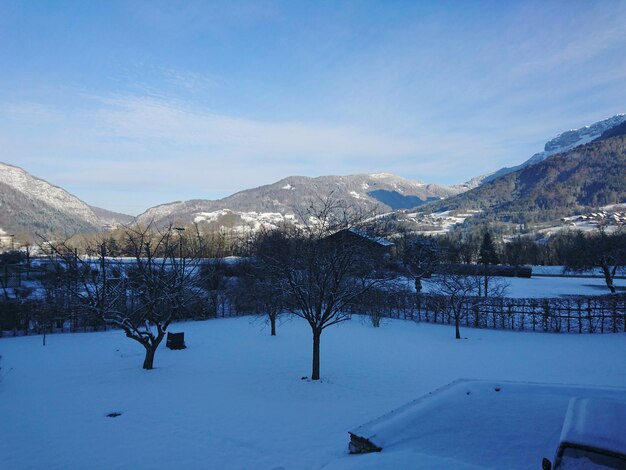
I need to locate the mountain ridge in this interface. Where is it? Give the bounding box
[425,134,626,225]
[481,114,626,184]
[135,173,465,228]
[3,113,626,239]
[0,162,132,238]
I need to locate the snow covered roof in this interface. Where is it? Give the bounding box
[560,397,626,455]
[346,227,395,247]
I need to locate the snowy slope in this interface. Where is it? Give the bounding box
[0,162,136,236]
[0,162,135,236]
[1,318,625,469]
[0,162,101,226]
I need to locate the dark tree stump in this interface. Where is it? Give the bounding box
[166,332,186,350]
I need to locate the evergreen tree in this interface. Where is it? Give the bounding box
[479,232,499,265]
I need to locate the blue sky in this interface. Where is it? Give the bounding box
[1,0,625,215]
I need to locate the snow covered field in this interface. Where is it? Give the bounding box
[413,274,623,298]
[501,275,623,297]
[1,317,625,469]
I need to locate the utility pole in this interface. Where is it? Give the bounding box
[174,227,186,260]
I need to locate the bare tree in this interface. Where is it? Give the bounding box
[563,229,626,294]
[199,259,228,318]
[357,283,408,327]
[226,254,289,336]
[435,269,508,339]
[41,224,204,369]
[255,195,387,380]
[399,234,441,293]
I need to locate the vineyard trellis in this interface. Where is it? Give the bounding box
[349,291,626,334]
[2,288,625,337]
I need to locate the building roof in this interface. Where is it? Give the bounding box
[346,227,395,247]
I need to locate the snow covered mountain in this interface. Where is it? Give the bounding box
[6,114,625,239]
[482,114,626,183]
[89,205,134,227]
[136,173,464,229]
[427,132,626,225]
[0,162,130,238]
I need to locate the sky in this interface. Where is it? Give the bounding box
[1,0,625,215]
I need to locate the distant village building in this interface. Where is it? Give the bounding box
[573,210,626,227]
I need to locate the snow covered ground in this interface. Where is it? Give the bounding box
[413,275,623,298]
[500,275,623,297]
[531,265,626,277]
[1,317,625,469]
[337,380,626,469]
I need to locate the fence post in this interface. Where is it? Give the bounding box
[416,294,421,322]
[600,302,605,334]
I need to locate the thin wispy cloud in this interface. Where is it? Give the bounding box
[1,94,431,212]
[91,94,422,158]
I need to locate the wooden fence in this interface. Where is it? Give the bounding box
[349,291,626,334]
[2,289,625,337]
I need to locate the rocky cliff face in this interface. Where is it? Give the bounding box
[542,114,626,155]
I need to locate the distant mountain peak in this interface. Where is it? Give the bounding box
[136,172,463,228]
[426,133,626,226]
[482,113,626,183]
[0,162,131,238]
[542,114,626,154]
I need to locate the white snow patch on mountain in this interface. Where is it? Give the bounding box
[193,209,233,224]
[139,202,187,223]
[536,114,626,161]
[194,209,296,231]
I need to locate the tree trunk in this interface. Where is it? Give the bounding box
[601,264,616,294]
[311,328,321,380]
[455,314,461,339]
[484,274,489,298]
[142,345,157,370]
[270,314,276,336]
[415,278,422,293]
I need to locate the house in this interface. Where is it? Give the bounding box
[324,227,396,258]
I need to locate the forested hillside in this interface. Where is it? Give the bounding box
[429,135,626,224]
